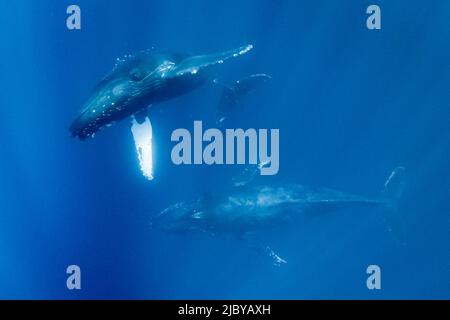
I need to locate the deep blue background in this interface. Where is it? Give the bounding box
[0,0,449,299]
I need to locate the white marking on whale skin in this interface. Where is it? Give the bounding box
[174,44,254,77]
[156,60,176,78]
[265,246,287,266]
[192,211,204,219]
[239,44,253,55]
[256,187,298,207]
[113,84,127,96]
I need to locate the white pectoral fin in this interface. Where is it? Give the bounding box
[130,115,154,181]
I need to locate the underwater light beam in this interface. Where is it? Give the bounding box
[131,116,154,181]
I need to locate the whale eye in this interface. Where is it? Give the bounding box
[129,68,146,81]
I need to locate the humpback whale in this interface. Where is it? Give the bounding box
[151,167,405,265]
[69,45,254,140]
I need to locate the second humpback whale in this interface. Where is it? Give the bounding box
[69,45,256,140]
[151,167,405,265]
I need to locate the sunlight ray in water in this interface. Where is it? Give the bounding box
[131,116,154,180]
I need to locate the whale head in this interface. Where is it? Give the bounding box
[69,52,184,140]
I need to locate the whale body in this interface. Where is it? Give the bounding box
[70,45,253,140]
[151,167,405,264]
[152,184,387,234]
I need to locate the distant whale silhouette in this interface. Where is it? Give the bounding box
[151,167,405,265]
[69,45,256,140]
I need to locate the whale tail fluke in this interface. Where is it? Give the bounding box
[215,74,272,126]
[381,166,407,245]
[230,73,272,97]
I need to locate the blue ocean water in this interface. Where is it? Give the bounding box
[0,0,449,299]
